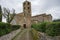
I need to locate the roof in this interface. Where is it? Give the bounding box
[15,12,24,17]
[32,13,52,18]
[15,12,52,18]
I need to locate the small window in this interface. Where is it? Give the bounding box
[24,7,25,9]
[28,7,29,9]
[24,2,25,5]
[28,2,30,5]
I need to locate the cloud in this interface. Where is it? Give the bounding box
[46,7,60,19]
[0,0,60,21]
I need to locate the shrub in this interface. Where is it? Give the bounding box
[11,25,20,30]
[0,22,20,37]
[46,22,60,36]
[38,22,47,32]
[32,22,60,37]
[0,22,11,36]
[31,23,39,31]
[31,22,47,32]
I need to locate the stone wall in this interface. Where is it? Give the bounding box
[32,14,52,24]
[0,29,21,40]
[46,36,60,40]
[38,32,60,40]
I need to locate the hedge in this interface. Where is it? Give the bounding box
[11,25,20,30]
[31,22,47,32]
[0,22,20,37]
[46,22,60,36]
[31,23,39,31]
[31,22,60,36]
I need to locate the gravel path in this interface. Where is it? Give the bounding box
[12,29,33,40]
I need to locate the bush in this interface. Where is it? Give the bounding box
[31,22,47,32]
[0,22,20,37]
[0,22,11,36]
[31,23,39,31]
[31,22,60,37]
[38,22,46,32]
[11,25,20,30]
[46,22,60,36]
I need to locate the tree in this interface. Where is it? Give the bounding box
[0,5,2,22]
[53,19,60,22]
[3,8,15,23]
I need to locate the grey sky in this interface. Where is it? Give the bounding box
[0,0,60,21]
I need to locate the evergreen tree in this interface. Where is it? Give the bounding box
[0,5,2,22]
[53,19,60,22]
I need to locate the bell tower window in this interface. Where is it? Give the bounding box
[28,7,29,9]
[23,2,25,5]
[28,2,30,5]
[24,7,25,9]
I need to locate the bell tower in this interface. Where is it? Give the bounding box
[23,0,31,28]
[23,0,31,16]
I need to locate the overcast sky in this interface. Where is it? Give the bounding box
[0,0,60,21]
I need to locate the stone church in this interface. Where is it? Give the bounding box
[11,0,52,28]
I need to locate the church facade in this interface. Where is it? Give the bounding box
[11,0,52,28]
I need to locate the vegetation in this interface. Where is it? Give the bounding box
[0,6,20,37]
[31,22,60,37]
[0,22,20,37]
[46,22,60,36]
[3,8,16,23]
[31,22,47,32]
[31,29,39,40]
[0,5,20,37]
[0,5,2,22]
[11,25,21,30]
[53,19,60,22]
[0,5,15,23]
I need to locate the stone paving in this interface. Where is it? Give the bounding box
[12,29,33,40]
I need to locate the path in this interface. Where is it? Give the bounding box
[12,29,33,40]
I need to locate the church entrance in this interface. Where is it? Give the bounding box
[23,24,26,28]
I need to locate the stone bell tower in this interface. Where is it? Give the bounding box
[23,0,31,28]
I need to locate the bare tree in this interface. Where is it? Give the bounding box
[3,8,16,23]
